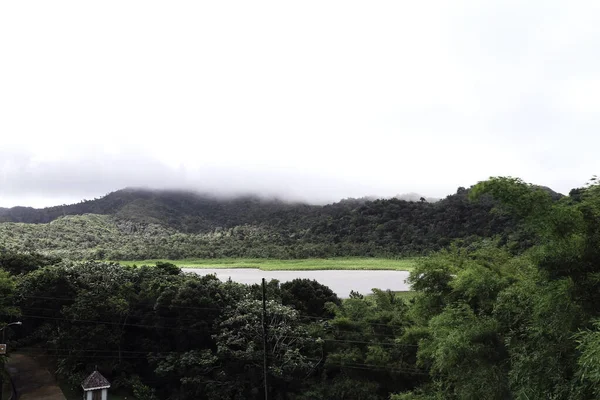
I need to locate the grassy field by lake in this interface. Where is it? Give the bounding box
[117,257,418,271]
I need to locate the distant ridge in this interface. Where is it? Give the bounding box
[0,188,445,226]
[0,184,549,259]
[0,188,316,232]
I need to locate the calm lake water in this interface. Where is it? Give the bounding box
[185,268,411,297]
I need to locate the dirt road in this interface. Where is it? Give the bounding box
[5,353,66,400]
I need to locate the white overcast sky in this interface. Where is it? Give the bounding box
[1,1,599,207]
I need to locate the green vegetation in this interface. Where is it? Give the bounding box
[378,290,417,301]
[118,257,417,271]
[6,177,600,399]
[0,185,529,260]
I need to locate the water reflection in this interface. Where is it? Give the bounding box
[186,268,411,297]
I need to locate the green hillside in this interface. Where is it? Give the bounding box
[0,185,536,260]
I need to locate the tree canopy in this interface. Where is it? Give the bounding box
[0,186,526,260]
[4,177,600,399]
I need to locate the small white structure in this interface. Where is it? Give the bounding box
[81,370,111,400]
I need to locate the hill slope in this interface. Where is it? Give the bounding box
[0,186,530,260]
[0,188,320,231]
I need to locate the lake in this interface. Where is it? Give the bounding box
[185,268,411,297]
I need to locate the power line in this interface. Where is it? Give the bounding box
[320,362,428,376]
[298,314,407,328]
[13,312,420,348]
[20,295,224,312]
[16,314,212,334]
[15,348,428,375]
[20,305,407,341]
[9,312,420,349]
[19,305,410,341]
[19,306,216,326]
[20,294,412,330]
[17,347,191,355]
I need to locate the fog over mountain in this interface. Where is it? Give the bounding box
[0,147,574,209]
[2,1,599,207]
[0,149,425,207]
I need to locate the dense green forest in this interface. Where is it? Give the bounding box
[2,177,600,399]
[0,185,542,260]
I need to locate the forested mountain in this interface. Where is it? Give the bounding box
[0,185,559,259]
[0,188,318,230]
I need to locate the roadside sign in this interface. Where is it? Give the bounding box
[0,344,5,355]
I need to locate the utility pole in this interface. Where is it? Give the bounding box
[261,278,269,400]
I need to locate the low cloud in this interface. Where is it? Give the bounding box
[2,1,599,207]
[0,149,387,207]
